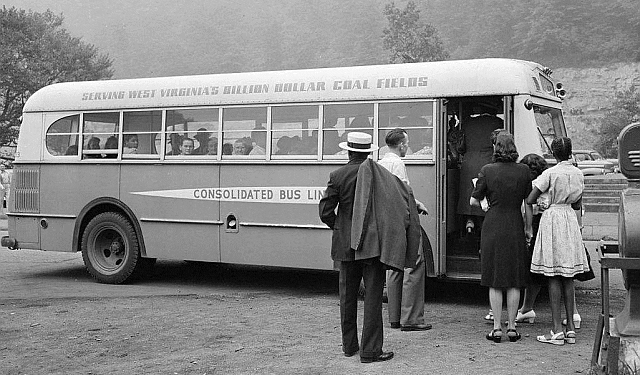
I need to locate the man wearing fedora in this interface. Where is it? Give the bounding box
[319,131,420,363]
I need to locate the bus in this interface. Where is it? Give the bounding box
[1,58,567,283]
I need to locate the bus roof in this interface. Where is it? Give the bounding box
[23,58,561,113]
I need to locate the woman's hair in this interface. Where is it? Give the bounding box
[551,136,572,161]
[490,129,509,145]
[520,153,548,179]
[492,133,519,162]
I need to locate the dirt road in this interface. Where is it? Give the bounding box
[0,242,625,374]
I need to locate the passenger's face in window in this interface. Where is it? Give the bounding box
[126,136,138,149]
[181,140,195,155]
[233,141,247,155]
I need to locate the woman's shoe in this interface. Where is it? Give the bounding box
[536,330,565,345]
[486,328,502,343]
[565,330,576,344]
[484,310,494,321]
[515,309,536,324]
[562,313,581,329]
[507,329,521,342]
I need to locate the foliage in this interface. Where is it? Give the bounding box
[594,87,640,158]
[382,1,449,63]
[423,0,640,67]
[0,6,113,146]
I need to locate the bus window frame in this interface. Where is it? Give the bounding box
[121,109,162,160]
[221,105,269,160]
[376,99,437,162]
[42,100,438,164]
[270,103,320,160]
[44,112,81,160]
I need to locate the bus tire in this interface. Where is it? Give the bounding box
[81,212,140,284]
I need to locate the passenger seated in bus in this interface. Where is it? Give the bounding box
[222,143,233,155]
[85,137,102,158]
[193,128,210,155]
[206,137,218,155]
[166,133,183,155]
[249,127,266,155]
[65,144,78,155]
[323,116,342,155]
[232,137,253,155]
[104,136,118,158]
[457,105,503,234]
[349,115,371,129]
[295,134,318,155]
[276,136,292,155]
[180,137,195,155]
[290,136,306,154]
[123,134,139,154]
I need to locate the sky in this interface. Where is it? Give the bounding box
[4,0,245,79]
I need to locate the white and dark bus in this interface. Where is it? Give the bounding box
[2,58,567,283]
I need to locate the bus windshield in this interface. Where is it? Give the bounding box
[534,105,565,158]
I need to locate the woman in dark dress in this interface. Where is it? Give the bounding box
[470,133,533,342]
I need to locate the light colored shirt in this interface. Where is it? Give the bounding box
[533,160,584,205]
[378,152,409,184]
[249,144,265,155]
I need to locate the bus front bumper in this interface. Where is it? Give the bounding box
[2,236,18,250]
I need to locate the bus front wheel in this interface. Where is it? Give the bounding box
[81,212,140,284]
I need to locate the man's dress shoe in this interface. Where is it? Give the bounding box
[360,351,394,363]
[401,323,432,331]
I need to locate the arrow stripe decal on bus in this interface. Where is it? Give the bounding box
[131,187,326,204]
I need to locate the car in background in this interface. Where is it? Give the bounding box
[544,149,616,176]
[571,149,616,175]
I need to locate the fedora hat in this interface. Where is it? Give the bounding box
[339,132,379,152]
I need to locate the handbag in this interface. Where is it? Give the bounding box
[575,244,595,282]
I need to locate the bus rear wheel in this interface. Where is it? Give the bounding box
[81,212,140,284]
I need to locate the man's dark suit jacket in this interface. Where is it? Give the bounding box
[319,158,420,269]
[319,158,364,262]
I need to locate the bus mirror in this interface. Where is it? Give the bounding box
[524,99,533,110]
[618,122,640,181]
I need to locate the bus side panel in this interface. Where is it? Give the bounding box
[219,164,333,270]
[406,164,438,274]
[120,164,221,262]
[39,164,120,252]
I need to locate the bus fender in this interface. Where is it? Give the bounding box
[72,197,147,257]
[421,226,435,278]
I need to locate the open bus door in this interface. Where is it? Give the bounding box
[434,99,448,278]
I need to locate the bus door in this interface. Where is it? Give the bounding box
[434,99,448,278]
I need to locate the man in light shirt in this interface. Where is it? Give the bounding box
[378,128,431,331]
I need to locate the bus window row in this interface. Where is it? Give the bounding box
[45,101,435,161]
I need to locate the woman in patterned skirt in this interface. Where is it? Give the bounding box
[527,137,589,345]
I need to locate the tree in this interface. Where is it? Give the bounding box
[382,1,449,64]
[594,87,640,158]
[0,6,113,146]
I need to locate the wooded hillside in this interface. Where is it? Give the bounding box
[11,0,638,79]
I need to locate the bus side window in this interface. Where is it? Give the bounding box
[222,107,267,159]
[271,105,319,157]
[82,112,120,159]
[377,101,434,159]
[123,111,161,158]
[166,108,219,157]
[323,103,373,158]
[46,115,79,157]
